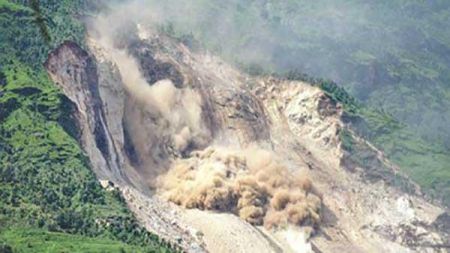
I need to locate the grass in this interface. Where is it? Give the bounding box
[0,228,158,253]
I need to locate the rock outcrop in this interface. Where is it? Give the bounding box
[45,41,124,182]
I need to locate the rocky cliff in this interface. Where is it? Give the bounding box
[44,22,448,253]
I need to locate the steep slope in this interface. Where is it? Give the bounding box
[257,78,448,252]
[43,16,448,252]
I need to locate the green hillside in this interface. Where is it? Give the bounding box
[0,1,173,252]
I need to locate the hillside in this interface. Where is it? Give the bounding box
[40,5,448,250]
[0,1,174,252]
[137,0,450,206]
[0,1,449,253]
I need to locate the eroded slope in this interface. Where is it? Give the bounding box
[45,22,448,253]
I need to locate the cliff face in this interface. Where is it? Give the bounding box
[45,26,448,253]
[45,41,125,183]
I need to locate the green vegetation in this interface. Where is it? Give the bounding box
[0,229,155,253]
[0,1,174,251]
[0,0,86,68]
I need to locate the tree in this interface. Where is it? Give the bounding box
[29,0,51,44]
[0,244,13,253]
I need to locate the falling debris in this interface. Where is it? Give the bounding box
[158,146,321,228]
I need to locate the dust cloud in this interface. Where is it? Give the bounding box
[89,14,211,181]
[157,146,321,228]
[90,5,321,229]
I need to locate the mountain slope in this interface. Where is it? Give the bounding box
[135,0,450,206]
[0,1,174,252]
[40,10,447,250]
[1,1,448,252]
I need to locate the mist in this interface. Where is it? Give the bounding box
[96,0,450,147]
